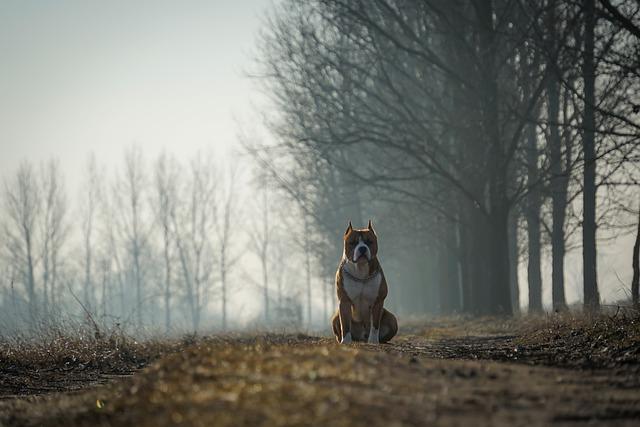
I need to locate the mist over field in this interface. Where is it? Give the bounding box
[1,2,640,425]
[1,0,639,337]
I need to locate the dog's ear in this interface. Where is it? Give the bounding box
[344,221,353,236]
[367,219,375,232]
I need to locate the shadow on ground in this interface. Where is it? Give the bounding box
[1,315,640,426]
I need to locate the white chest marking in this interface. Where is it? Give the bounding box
[343,273,381,322]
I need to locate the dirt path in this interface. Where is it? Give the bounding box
[1,332,639,427]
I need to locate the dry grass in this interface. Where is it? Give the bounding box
[515,308,640,369]
[0,323,186,397]
[400,314,530,338]
[2,309,639,400]
[390,308,640,371]
[2,313,640,426]
[1,327,181,371]
[4,325,640,427]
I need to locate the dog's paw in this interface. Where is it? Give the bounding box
[368,328,380,344]
[341,332,353,344]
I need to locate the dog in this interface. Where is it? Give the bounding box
[331,220,398,344]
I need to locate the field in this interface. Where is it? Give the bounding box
[1,313,640,426]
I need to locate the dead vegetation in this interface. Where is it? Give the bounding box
[1,312,640,426]
[394,309,640,372]
[0,324,183,397]
[515,308,640,370]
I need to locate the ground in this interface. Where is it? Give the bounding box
[1,314,639,426]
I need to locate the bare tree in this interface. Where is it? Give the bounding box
[249,182,271,323]
[243,134,354,323]
[524,84,543,313]
[113,146,150,328]
[79,154,101,312]
[256,0,640,318]
[39,160,68,316]
[632,194,640,306]
[215,163,240,330]
[153,152,179,333]
[507,209,521,313]
[303,214,312,327]
[2,162,41,322]
[257,0,570,315]
[582,0,601,311]
[598,0,640,39]
[172,152,217,332]
[97,252,112,320]
[103,196,127,321]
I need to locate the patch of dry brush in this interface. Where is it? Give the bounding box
[0,325,182,396]
[516,309,640,370]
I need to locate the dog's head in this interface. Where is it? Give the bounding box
[343,220,378,263]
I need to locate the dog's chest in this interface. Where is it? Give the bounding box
[343,273,381,322]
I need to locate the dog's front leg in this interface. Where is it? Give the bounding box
[339,299,353,344]
[368,299,383,344]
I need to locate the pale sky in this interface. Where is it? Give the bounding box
[0,0,634,314]
[0,0,271,183]
[0,0,280,326]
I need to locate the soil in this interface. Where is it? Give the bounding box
[1,317,639,426]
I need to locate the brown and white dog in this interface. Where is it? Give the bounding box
[331,220,398,344]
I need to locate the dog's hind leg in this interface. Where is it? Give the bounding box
[379,309,398,343]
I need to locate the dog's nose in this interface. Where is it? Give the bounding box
[358,246,367,254]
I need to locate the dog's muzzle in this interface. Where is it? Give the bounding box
[353,242,371,262]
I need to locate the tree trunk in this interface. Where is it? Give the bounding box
[134,245,142,327]
[323,276,328,323]
[547,0,568,312]
[526,121,543,313]
[436,245,446,314]
[447,238,462,313]
[582,0,600,312]
[277,268,283,310]
[50,254,57,312]
[26,232,37,323]
[118,276,125,319]
[304,213,312,328]
[42,238,49,318]
[466,211,486,314]
[487,205,513,315]
[305,248,312,328]
[438,216,461,314]
[262,187,270,323]
[508,209,520,313]
[163,227,171,333]
[101,262,108,319]
[175,232,196,332]
[459,202,474,313]
[221,259,227,330]
[632,194,639,306]
[263,253,269,323]
[84,233,92,313]
[476,0,512,315]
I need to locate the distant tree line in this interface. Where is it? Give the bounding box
[255,0,640,315]
[0,148,314,334]
[3,0,638,330]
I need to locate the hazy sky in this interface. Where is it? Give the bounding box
[0,0,634,312]
[0,0,271,184]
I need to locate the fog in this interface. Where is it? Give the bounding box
[0,0,266,187]
[1,0,639,336]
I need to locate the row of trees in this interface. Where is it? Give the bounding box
[0,148,323,333]
[3,0,637,331]
[255,0,640,315]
